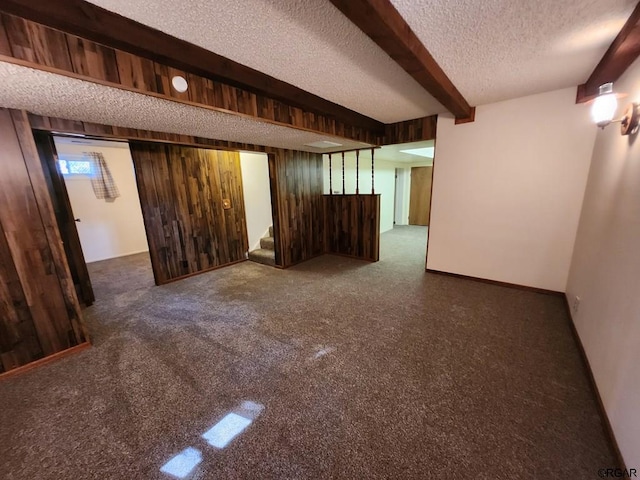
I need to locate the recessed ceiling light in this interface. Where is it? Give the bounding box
[399,147,435,158]
[304,140,343,149]
[171,75,189,93]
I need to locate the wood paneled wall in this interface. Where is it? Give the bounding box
[269,151,325,267]
[0,109,87,374]
[323,195,380,262]
[129,142,248,284]
[384,116,437,144]
[0,13,382,144]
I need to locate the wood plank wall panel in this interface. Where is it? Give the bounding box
[0,220,43,372]
[10,111,87,345]
[270,151,325,267]
[28,113,328,269]
[384,115,437,144]
[129,142,249,284]
[0,108,87,373]
[0,15,11,55]
[323,195,381,262]
[0,13,381,144]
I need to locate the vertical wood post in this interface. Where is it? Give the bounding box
[371,148,375,194]
[356,149,360,195]
[328,153,333,195]
[342,151,345,195]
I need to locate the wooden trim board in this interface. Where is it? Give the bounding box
[0,342,91,380]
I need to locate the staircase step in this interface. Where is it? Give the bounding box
[260,236,274,250]
[268,225,274,237]
[248,248,275,267]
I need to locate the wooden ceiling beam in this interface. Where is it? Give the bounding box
[0,0,384,133]
[577,1,640,103]
[329,0,473,121]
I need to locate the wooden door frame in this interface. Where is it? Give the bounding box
[424,141,437,270]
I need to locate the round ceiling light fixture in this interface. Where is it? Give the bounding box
[171,75,188,93]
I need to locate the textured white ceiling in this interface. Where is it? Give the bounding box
[86,0,637,114]
[86,0,446,122]
[376,140,435,164]
[0,62,370,153]
[390,0,638,105]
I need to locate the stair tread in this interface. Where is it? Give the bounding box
[248,248,275,266]
[260,236,274,250]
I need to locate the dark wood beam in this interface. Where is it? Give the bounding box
[329,0,473,120]
[577,1,640,103]
[0,0,384,133]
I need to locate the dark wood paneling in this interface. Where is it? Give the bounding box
[0,108,87,373]
[2,15,72,70]
[0,0,382,132]
[67,35,120,84]
[0,12,382,143]
[384,116,437,145]
[577,2,640,102]
[0,219,43,372]
[324,195,380,262]
[271,151,325,267]
[329,0,472,120]
[10,111,87,346]
[0,14,11,55]
[130,142,248,284]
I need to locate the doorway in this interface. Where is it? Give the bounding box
[51,135,154,302]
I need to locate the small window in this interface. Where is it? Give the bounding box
[58,159,92,176]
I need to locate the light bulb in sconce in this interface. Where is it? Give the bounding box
[591,82,617,128]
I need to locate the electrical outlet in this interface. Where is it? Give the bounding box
[572,296,581,315]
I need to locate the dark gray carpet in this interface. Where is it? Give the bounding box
[0,226,616,479]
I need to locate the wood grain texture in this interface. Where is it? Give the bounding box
[577,1,640,102]
[384,116,437,145]
[0,12,382,143]
[0,219,43,372]
[329,0,472,119]
[323,195,380,262]
[129,142,249,284]
[270,151,325,267]
[10,110,87,346]
[0,108,87,373]
[409,166,432,226]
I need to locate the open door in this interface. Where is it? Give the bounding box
[409,166,433,226]
[33,131,95,306]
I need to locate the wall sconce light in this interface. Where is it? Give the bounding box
[591,82,639,135]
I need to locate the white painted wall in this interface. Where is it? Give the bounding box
[323,154,398,233]
[566,57,640,469]
[394,168,410,225]
[53,139,148,263]
[427,87,596,291]
[240,151,272,250]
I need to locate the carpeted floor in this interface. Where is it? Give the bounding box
[0,226,616,479]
